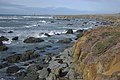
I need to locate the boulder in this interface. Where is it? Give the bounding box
[46,73,57,80]
[76,29,84,33]
[0,45,8,51]
[5,50,39,63]
[66,29,73,34]
[43,55,52,63]
[15,70,27,78]
[51,68,62,77]
[27,64,43,73]
[44,33,51,37]
[24,37,44,43]
[37,68,50,79]
[19,73,39,80]
[5,54,21,63]
[0,41,8,51]
[6,66,20,74]
[12,36,18,40]
[20,50,39,61]
[0,36,9,41]
[8,31,13,33]
[57,38,72,44]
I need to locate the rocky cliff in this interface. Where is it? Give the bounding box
[73,26,120,80]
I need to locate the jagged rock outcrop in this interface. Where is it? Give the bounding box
[73,27,120,80]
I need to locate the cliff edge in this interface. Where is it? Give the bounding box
[73,26,120,80]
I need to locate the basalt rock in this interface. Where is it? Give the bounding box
[24,37,44,43]
[0,36,9,41]
[12,36,18,40]
[66,29,73,34]
[57,38,72,44]
[0,41,8,51]
[6,66,20,74]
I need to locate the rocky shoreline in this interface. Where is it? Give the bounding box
[0,46,81,80]
[0,29,84,80]
[0,15,119,80]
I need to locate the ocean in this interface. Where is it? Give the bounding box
[0,15,102,57]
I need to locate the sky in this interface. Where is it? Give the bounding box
[0,0,120,15]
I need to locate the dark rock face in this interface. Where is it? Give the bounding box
[66,29,73,34]
[8,31,13,33]
[5,54,21,63]
[6,66,20,74]
[19,73,39,80]
[5,50,39,63]
[24,37,44,43]
[12,36,18,40]
[0,45,8,51]
[44,33,51,37]
[57,38,72,44]
[76,29,84,33]
[0,41,8,51]
[20,50,39,61]
[0,36,9,41]
[27,64,43,73]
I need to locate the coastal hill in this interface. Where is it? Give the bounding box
[73,26,120,80]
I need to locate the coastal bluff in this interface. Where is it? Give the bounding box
[73,26,120,80]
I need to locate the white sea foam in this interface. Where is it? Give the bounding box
[23,16,53,19]
[39,20,47,23]
[2,40,12,44]
[39,34,48,38]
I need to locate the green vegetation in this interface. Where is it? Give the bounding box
[92,31,120,56]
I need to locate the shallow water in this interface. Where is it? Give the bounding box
[0,15,104,58]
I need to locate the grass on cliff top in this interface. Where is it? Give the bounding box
[92,31,120,56]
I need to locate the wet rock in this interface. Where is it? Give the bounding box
[54,59,63,64]
[24,37,44,43]
[0,62,9,69]
[0,41,8,51]
[0,44,8,51]
[45,33,51,37]
[8,31,13,33]
[27,64,43,73]
[15,70,27,78]
[50,21,55,23]
[51,68,62,77]
[0,36,9,41]
[5,54,21,63]
[12,36,18,40]
[37,68,49,79]
[46,73,57,80]
[6,66,20,74]
[66,29,73,34]
[43,55,52,63]
[57,38,72,44]
[20,50,39,61]
[76,33,83,40]
[19,73,39,80]
[76,29,84,33]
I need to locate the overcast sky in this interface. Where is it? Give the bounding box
[0,0,120,15]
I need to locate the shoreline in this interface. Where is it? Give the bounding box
[0,14,119,80]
